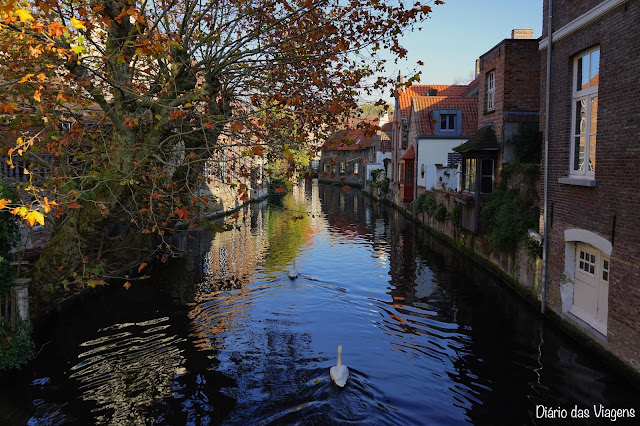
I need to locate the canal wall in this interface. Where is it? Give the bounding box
[365,181,640,382]
[392,188,541,303]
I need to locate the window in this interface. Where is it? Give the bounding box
[571,47,599,176]
[353,162,359,175]
[480,158,494,193]
[339,162,346,173]
[401,118,408,150]
[486,71,495,111]
[464,158,476,193]
[440,114,456,131]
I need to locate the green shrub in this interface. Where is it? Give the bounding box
[449,203,461,228]
[0,320,35,371]
[433,204,447,221]
[480,187,539,252]
[416,192,436,213]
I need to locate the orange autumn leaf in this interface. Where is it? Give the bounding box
[68,201,82,209]
[0,103,17,114]
[25,210,45,226]
[33,90,41,102]
[275,187,285,193]
[229,121,244,132]
[123,281,132,290]
[251,145,265,156]
[341,185,351,192]
[18,74,35,83]
[0,199,11,209]
[42,197,57,213]
[49,21,65,37]
[175,206,189,219]
[138,262,147,273]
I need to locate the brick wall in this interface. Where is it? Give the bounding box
[478,39,541,144]
[540,0,640,372]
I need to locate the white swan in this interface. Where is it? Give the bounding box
[330,345,349,387]
[288,259,298,279]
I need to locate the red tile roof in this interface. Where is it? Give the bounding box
[396,84,469,121]
[323,126,375,151]
[412,96,478,137]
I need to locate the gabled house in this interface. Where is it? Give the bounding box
[365,114,393,182]
[539,0,640,372]
[409,96,477,195]
[391,84,470,205]
[319,118,376,187]
[455,29,541,232]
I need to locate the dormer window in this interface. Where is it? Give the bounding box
[433,110,462,136]
[440,114,456,131]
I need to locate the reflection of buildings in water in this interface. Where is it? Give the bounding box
[189,202,269,351]
[69,317,185,425]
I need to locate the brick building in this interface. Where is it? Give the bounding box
[319,118,377,187]
[456,30,541,232]
[539,0,640,372]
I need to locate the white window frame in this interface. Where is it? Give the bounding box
[486,71,495,111]
[440,114,456,132]
[570,47,599,178]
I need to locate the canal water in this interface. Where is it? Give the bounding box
[0,182,638,425]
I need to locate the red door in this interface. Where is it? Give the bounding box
[403,159,414,202]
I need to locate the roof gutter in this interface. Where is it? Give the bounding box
[541,0,553,315]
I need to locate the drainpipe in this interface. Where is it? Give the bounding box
[541,0,553,314]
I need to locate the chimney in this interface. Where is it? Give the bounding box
[475,58,480,78]
[511,29,533,39]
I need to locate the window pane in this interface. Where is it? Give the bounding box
[481,176,493,193]
[481,158,493,176]
[441,116,446,129]
[449,115,455,129]
[590,96,598,134]
[578,53,590,91]
[588,134,596,171]
[575,100,586,134]
[574,136,585,171]
[590,49,600,87]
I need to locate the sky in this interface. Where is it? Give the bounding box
[367,0,543,104]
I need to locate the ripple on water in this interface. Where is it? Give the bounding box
[68,316,186,424]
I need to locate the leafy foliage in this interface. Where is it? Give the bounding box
[449,203,461,229]
[416,192,447,221]
[433,204,447,222]
[0,0,440,287]
[0,320,35,371]
[480,187,539,252]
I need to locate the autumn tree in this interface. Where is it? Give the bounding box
[0,0,440,296]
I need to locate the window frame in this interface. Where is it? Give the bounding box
[480,158,494,194]
[486,71,495,111]
[440,114,456,132]
[570,47,599,178]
